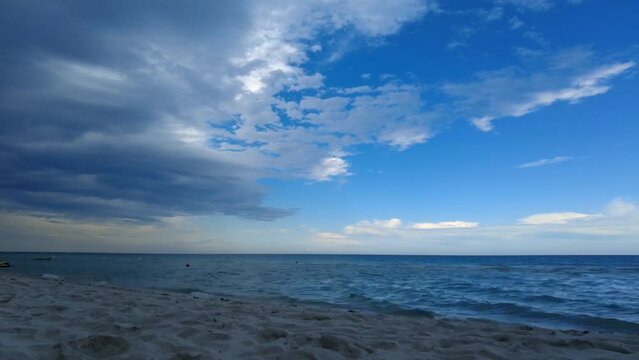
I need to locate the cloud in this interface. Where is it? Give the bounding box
[509,17,524,29]
[496,0,554,11]
[519,199,636,226]
[446,26,476,50]
[0,135,294,222]
[519,212,597,225]
[471,116,496,132]
[197,4,440,177]
[345,218,403,235]
[344,217,478,236]
[308,198,639,254]
[412,221,479,229]
[316,232,351,240]
[310,156,351,182]
[313,232,362,246]
[444,48,635,131]
[0,0,437,222]
[516,156,572,168]
[605,198,637,217]
[497,0,586,10]
[216,82,439,184]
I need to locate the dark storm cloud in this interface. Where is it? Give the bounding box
[0,0,292,222]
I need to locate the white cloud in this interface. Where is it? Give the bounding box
[516,156,572,168]
[307,198,639,254]
[471,116,496,132]
[205,2,441,182]
[344,217,479,236]
[444,49,635,131]
[519,212,596,225]
[313,231,362,246]
[217,82,437,182]
[345,218,403,235]
[412,221,479,229]
[316,231,351,239]
[310,156,351,182]
[605,198,637,217]
[378,218,403,228]
[232,0,436,94]
[518,199,636,227]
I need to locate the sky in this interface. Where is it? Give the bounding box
[0,0,638,254]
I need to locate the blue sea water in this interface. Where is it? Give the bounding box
[1,253,638,334]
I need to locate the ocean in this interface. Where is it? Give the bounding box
[1,253,638,334]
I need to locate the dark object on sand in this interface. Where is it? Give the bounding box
[34,257,52,261]
[0,261,10,268]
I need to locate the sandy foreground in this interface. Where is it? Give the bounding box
[1,273,638,360]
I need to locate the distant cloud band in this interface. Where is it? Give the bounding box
[516,156,572,169]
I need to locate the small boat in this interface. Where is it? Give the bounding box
[33,257,52,261]
[0,261,10,268]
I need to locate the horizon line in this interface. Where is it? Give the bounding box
[1,251,638,257]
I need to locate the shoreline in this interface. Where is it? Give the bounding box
[1,273,638,359]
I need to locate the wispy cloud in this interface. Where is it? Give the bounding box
[444,47,635,132]
[519,212,597,225]
[509,17,524,29]
[313,232,362,246]
[345,218,403,236]
[343,218,479,236]
[517,199,637,226]
[412,221,479,230]
[496,0,554,12]
[605,198,637,217]
[516,156,572,168]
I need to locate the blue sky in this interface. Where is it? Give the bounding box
[0,0,638,254]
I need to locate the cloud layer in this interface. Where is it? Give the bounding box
[343,218,479,237]
[0,0,634,247]
[312,199,639,254]
[518,212,595,225]
[0,0,437,222]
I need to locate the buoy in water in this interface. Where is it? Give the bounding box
[186,263,191,268]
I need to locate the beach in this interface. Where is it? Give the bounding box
[1,273,638,359]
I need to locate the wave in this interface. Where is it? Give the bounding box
[481,265,512,272]
[453,300,639,334]
[5,253,638,334]
[568,314,639,334]
[526,295,567,304]
[454,300,542,316]
[346,293,435,318]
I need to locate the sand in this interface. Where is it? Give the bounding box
[1,273,638,359]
